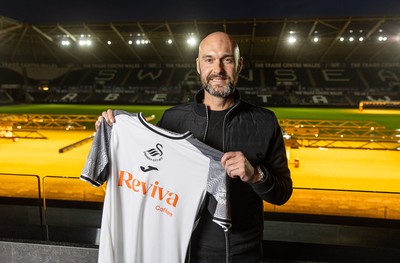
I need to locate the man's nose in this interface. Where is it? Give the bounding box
[213,60,224,74]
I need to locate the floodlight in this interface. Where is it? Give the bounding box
[61,40,70,46]
[134,38,150,45]
[78,39,92,46]
[186,36,197,46]
[287,36,296,44]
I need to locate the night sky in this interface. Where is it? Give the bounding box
[2,0,400,24]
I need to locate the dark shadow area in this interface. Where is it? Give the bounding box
[1,198,400,262]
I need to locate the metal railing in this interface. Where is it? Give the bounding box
[1,172,399,244]
[0,173,44,238]
[41,175,105,242]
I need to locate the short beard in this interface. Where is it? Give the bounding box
[203,83,235,98]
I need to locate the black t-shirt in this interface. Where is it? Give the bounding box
[204,108,230,151]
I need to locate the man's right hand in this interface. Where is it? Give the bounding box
[95,109,115,131]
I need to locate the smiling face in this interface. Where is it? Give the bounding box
[196,32,243,98]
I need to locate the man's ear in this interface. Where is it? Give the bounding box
[237,57,243,73]
[196,58,200,74]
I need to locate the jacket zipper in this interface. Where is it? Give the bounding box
[199,103,238,263]
[224,229,230,263]
[202,106,209,142]
[223,103,238,263]
[221,104,237,152]
[222,105,236,263]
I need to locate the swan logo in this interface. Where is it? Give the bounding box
[144,143,164,161]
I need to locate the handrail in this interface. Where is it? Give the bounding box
[0,172,44,238]
[294,186,400,195]
[264,187,400,220]
[1,172,400,243]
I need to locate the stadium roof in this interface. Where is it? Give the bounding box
[1,15,400,65]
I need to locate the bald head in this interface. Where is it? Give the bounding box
[198,32,241,67]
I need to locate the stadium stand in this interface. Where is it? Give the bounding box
[2,63,400,108]
[124,67,172,87]
[362,67,400,91]
[0,68,24,86]
[0,90,13,104]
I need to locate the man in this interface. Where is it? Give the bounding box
[96,31,292,263]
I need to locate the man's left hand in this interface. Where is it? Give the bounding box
[221,151,260,183]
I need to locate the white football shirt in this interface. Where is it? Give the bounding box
[81,110,230,263]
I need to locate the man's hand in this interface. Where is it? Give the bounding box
[221,151,261,183]
[95,109,115,131]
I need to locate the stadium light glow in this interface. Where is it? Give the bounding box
[287,36,297,44]
[186,36,197,46]
[107,41,112,45]
[166,39,173,45]
[313,37,319,43]
[61,40,70,46]
[139,39,150,45]
[135,36,150,45]
[78,39,92,46]
[136,39,150,45]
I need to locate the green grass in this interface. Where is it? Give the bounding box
[270,107,400,130]
[1,104,399,130]
[0,104,169,116]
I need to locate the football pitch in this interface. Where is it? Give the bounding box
[0,104,399,219]
[1,104,400,129]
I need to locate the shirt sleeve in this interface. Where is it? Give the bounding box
[80,117,113,187]
[187,136,232,230]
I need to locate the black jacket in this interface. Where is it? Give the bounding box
[157,89,292,262]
